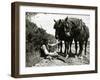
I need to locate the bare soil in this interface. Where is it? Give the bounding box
[35,43,90,67]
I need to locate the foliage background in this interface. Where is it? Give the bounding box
[26,13,57,67]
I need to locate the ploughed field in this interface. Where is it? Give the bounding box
[35,43,90,67]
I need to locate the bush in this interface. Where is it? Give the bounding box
[26,19,56,67]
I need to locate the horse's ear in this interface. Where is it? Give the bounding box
[60,19,64,23]
[59,19,61,22]
[54,19,56,23]
[80,19,82,21]
[79,19,82,22]
[79,19,83,25]
[65,17,68,21]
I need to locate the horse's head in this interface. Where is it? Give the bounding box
[63,17,72,37]
[53,19,62,39]
[73,19,84,32]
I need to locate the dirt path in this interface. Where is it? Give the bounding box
[35,44,90,67]
[35,55,89,67]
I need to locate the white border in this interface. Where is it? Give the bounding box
[19,6,95,74]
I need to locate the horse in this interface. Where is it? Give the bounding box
[53,19,73,57]
[53,19,64,55]
[64,17,89,57]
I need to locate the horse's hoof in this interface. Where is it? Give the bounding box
[74,53,77,55]
[64,54,67,57]
[77,53,81,57]
[78,56,83,59]
[65,55,69,59]
[75,55,78,58]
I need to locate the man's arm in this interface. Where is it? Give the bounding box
[48,41,59,46]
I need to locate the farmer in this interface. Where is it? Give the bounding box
[41,39,59,57]
[40,39,67,62]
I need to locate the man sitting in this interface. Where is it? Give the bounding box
[41,40,59,60]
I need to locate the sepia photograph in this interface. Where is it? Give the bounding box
[26,12,90,67]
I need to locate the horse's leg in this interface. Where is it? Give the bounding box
[67,42,70,58]
[75,41,77,55]
[78,41,83,56]
[60,41,62,53]
[57,41,60,52]
[85,40,88,55]
[64,41,67,57]
[64,41,69,57]
[70,41,72,53]
[66,41,69,57]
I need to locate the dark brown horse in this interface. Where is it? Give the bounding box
[53,19,64,55]
[54,19,73,57]
[64,17,89,56]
